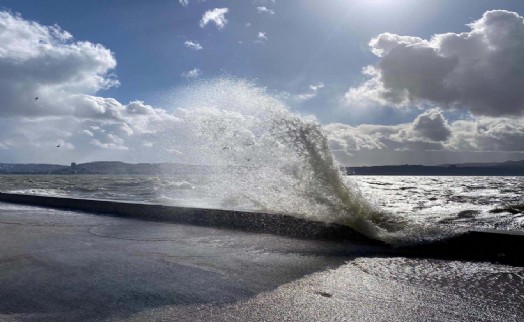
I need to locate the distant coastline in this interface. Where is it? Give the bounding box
[0,160,523,176]
[0,161,207,175]
[346,162,524,176]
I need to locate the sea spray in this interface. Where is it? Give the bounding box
[158,78,450,244]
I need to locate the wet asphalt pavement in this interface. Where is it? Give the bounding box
[0,202,522,321]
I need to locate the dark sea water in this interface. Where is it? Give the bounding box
[1,174,523,233]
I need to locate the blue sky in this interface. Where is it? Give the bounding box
[4,0,521,120]
[1,0,524,165]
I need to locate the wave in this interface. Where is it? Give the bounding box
[154,78,451,245]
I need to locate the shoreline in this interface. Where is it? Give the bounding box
[0,192,523,266]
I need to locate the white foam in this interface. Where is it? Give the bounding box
[154,78,449,244]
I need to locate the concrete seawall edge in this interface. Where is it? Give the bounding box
[1,192,523,266]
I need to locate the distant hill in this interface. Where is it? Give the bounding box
[0,163,68,174]
[0,160,523,175]
[346,160,524,176]
[58,161,214,175]
[0,161,211,175]
[439,160,524,168]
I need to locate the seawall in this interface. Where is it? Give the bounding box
[0,192,373,242]
[0,192,523,266]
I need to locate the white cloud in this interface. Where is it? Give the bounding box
[0,11,184,162]
[200,8,229,30]
[257,6,275,15]
[0,11,118,118]
[323,123,386,152]
[295,82,325,101]
[258,32,267,40]
[179,0,206,6]
[184,40,203,51]
[81,129,94,137]
[91,137,128,150]
[309,83,325,92]
[181,68,202,79]
[323,107,524,159]
[393,108,451,143]
[447,117,524,152]
[254,32,268,44]
[347,10,524,117]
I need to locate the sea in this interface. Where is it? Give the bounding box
[1,173,524,318]
[1,174,523,239]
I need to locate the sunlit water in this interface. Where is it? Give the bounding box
[1,174,523,231]
[351,175,524,231]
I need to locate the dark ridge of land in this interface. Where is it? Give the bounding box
[346,160,524,176]
[0,163,68,174]
[0,161,212,175]
[55,161,213,175]
[0,159,523,175]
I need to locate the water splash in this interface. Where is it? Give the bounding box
[158,78,449,244]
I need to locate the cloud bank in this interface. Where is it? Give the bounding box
[0,11,118,118]
[323,108,524,161]
[0,11,180,162]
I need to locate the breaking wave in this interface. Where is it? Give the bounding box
[156,78,450,244]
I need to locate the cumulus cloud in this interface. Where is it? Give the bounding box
[257,6,275,15]
[0,11,118,118]
[181,68,202,79]
[347,10,524,117]
[323,107,524,159]
[0,11,183,162]
[393,108,451,142]
[447,117,524,152]
[91,133,128,150]
[200,8,229,30]
[184,40,203,51]
[323,123,386,152]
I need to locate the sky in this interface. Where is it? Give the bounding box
[0,0,524,166]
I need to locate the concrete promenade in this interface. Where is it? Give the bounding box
[0,202,381,321]
[0,196,523,321]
